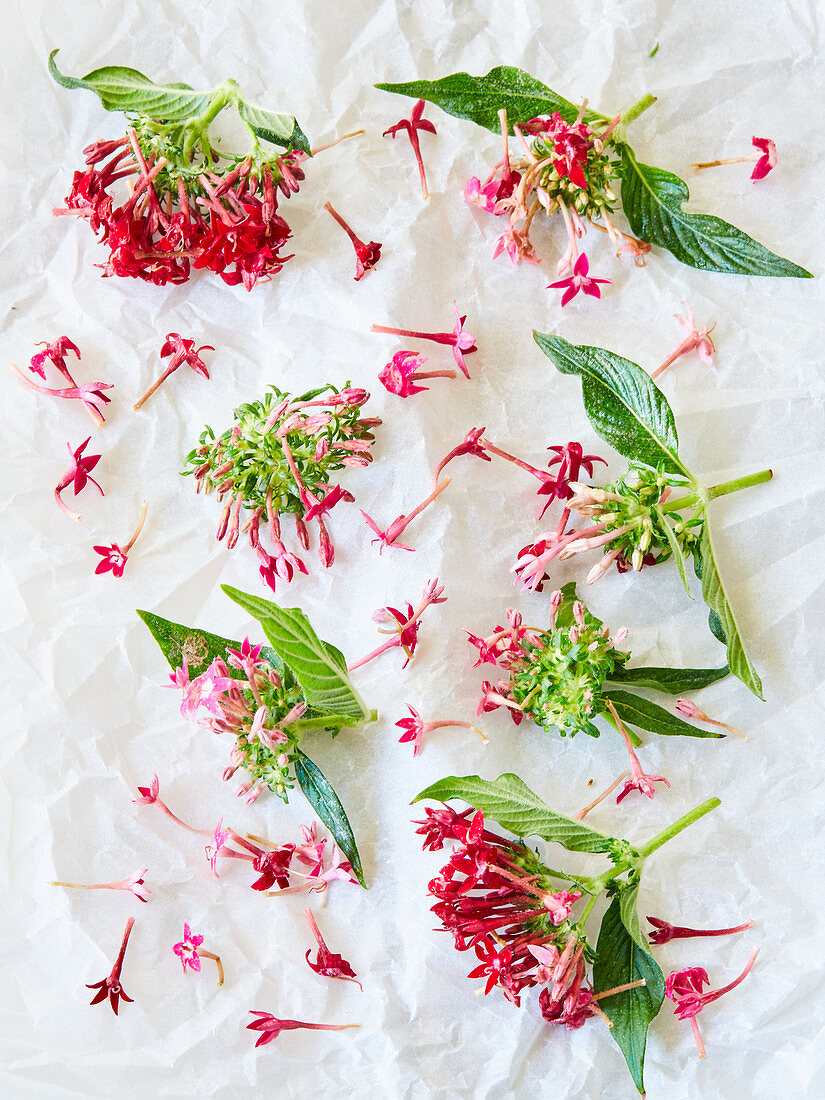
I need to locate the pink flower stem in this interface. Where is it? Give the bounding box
[112,915,136,973]
[651,337,700,380]
[692,156,758,171]
[412,369,457,381]
[51,880,124,892]
[691,1017,707,1059]
[429,720,489,745]
[11,364,106,426]
[480,438,547,480]
[370,324,455,346]
[604,699,645,760]
[133,363,182,410]
[123,502,148,554]
[391,477,452,541]
[572,772,631,820]
[323,202,361,245]
[152,798,213,835]
[311,129,365,155]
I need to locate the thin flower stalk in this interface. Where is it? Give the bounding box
[361,477,451,552]
[692,138,776,181]
[12,363,113,425]
[134,333,214,410]
[133,774,213,834]
[604,699,670,804]
[51,869,150,903]
[647,916,754,945]
[396,704,488,756]
[247,1011,360,1047]
[675,699,746,740]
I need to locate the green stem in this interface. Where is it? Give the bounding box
[578,892,599,925]
[638,797,720,858]
[621,93,657,126]
[659,492,699,514]
[706,468,773,501]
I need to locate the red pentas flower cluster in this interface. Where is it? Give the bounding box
[418,806,640,1026]
[55,129,302,289]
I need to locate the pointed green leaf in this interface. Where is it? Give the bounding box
[655,505,692,597]
[693,528,763,698]
[136,609,282,677]
[619,143,811,278]
[376,67,579,133]
[413,774,617,855]
[236,98,311,154]
[593,896,665,1094]
[294,749,366,887]
[221,586,371,719]
[533,333,689,478]
[605,664,729,695]
[604,690,723,737]
[49,50,213,120]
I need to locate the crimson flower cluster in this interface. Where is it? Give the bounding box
[418,805,630,1029]
[182,384,379,590]
[55,126,305,289]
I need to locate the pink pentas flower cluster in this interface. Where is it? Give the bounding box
[462,105,645,302]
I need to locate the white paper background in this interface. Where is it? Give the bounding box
[2,1,824,1097]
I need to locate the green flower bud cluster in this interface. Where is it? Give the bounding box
[531,134,618,217]
[509,601,628,737]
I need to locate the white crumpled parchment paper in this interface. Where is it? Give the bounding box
[2,1,825,1097]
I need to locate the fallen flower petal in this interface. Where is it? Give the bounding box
[52,868,150,902]
[173,923,224,985]
[395,703,488,756]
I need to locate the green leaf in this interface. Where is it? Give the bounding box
[604,690,723,737]
[694,527,764,698]
[236,98,311,154]
[533,333,689,478]
[221,586,371,719]
[294,749,366,887]
[412,774,617,855]
[605,664,729,694]
[375,66,579,133]
[619,143,812,278]
[655,505,692,597]
[49,50,213,121]
[136,609,282,677]
[593,896,665,1095]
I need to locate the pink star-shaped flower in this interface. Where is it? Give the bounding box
[173,924,205,973]
[547,253,612,306]
[750,137,777,181]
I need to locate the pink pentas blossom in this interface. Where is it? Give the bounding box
[86,916,136,1015]
[604,699,671,805]
[395,703,487,756]
[51,869,150,902]
[134,333,214,410]
[675,698,746,739]
[173,924,205,973]
[433,426,491,484]
[323,202,381,280]
[666,949,759,1058]
[247,1011,359,1048]
[537,442,607,515]
[54,437,104,522]
[647,916,754,945]
[371,303,477,378]
[383,98,437,199]
[378,350,458,397]
[492,224,541,266]
[30,336,81,382]
[651,305,716,380]
[304,908,362,988]
[750,137,777,180]
[548,253,612,306]
[349,579,446,670]
[93,501,147,578]
[464,176,501,213]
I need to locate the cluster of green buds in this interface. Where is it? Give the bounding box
[472,586,629,738]
[182,384,379,590]
[528,115,618,219]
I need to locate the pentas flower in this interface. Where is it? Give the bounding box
[383,98,437,199]
[378,350,457,397]
[134,332,214,410]
[604,699,671,805]
[548,252,612,306]
[647,916,754,945]
[361,477,451,552]
[173,923,224,985]
[651,305,715,381]
[247,1011,360,1048]
[183,383,377,589]
[666,949,759,1058]
[93,501,148,577]
[371,302,477,378]
[421,806,644,1020]
[462,105,648,291]
[395,703,488,756]
[303,909,362,988]
[86,916,136,1015]
[51,869,151,902]
[349,579,446,670]
[323,202,382,280]
[12,364,113,425]
[692,137,777,181]
[54,437,104,522]
[212,825,358,897]
[30,336,81,383]
[675,698,746,739]
[171,644,309,804]
[133,773,213,835]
